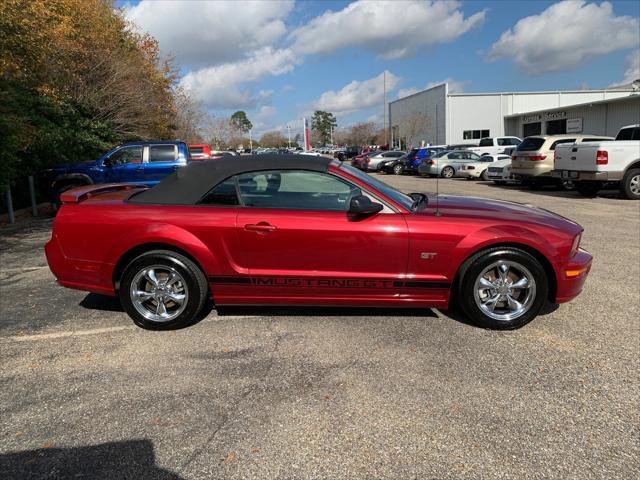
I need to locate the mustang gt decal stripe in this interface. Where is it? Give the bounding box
[208,276,450,289]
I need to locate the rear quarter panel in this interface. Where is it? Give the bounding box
[52,197,240,293]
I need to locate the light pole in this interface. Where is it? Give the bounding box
[287,125,291,148]
[330,126,334,146]
[249,129,253,151]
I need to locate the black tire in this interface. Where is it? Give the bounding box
[575,181,600,197]
[480,169,489,181]
[441,166,455,178]
[119,250,208,330]
[393,164,404,175]
[457,247,548,330]
[620,168,640,200]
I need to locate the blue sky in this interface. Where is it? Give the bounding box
[122,1,640,137]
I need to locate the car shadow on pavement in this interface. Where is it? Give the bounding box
[79,293,123,312]
[0,439,184,480]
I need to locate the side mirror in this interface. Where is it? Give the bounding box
[103,157,113,168]
[349,195,383,216]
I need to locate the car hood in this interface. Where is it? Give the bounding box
[417,194,581,232]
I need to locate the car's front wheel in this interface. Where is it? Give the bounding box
[393,164,404,175]
[119,250,208,329]
[458,247,548,329]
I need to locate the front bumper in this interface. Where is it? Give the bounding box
[555,248,593,303]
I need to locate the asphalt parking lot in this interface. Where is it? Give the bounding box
[1,176,638,479]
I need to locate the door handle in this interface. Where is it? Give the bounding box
[244,222,277,233]
[135,166,144,170]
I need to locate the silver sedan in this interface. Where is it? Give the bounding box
[418,150,481,178]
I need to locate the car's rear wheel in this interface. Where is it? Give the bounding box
[620,168,640,200]
[575,181,600,197]
[441,166,455,178]
[458,247,548,329]
[119,250,208,330]
[393,164,404,175]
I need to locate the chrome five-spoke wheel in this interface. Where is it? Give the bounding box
[473,261,536,322]
[130,265,189,323]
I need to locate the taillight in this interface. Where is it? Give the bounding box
[570,233,582,256]
[428,160,435,165]
[529,155,547,161]
[511,155,517,160]
[596,150,608,165]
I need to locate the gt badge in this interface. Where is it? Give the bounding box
[420,252,437,260]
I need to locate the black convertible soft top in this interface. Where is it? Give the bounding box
[129,154,332,205]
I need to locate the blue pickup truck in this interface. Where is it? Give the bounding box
[45,141,190,206]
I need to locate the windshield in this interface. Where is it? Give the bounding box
[339,163,413,210]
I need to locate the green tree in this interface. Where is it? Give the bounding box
[230,110,253,133]
[311,110,337,145]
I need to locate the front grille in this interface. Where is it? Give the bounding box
[488,167,502,173]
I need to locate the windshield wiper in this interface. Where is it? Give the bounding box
[409,192,428,211]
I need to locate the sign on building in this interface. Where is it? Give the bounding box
[566,118,583,133]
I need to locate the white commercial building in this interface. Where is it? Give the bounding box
[388,83,639,149]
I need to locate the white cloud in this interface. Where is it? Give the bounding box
[125,0,294,69]
[311,71,401,115]
[281,84,294,92]
[488,0,640,75]
[425,78,468,93]
[397,78,469,99]
[179,48,298,109]
[610,50,640,87]
[290,0,485,59]
[396,87,420,99]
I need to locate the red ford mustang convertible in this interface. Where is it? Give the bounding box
[45,155,592,330]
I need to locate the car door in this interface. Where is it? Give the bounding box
[231,169,409,304]
[103,145,145,183]
[142,144,181,184]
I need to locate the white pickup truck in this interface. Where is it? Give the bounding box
[468,136,522,156]
[553,125,640,199]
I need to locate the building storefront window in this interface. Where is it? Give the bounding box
[463,129,489,140]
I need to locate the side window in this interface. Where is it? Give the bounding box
[497,138,507,146]
[200,178,239,206]
[236,170,358,211]
[448,152,461,160]
[107,146,143,165]
[149,145,177,162]
[479,138,493,147]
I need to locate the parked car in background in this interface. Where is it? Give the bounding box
[487,157,518,185]
[458,154,512,180]
[189,144,211,160]
[366,151,406,171]
[468,137,522,157]
[418,150,481,178]
[211,150,238,159]
[384,147,447,175]
[334,146,362,162]
[351,151,381,169]
[43,141,190,207]
[553,125,640,199]
[512,134,614,189]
